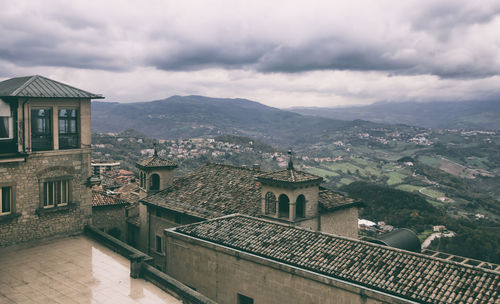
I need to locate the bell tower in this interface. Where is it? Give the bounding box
[257,150,322,222]
[136,144,177,197]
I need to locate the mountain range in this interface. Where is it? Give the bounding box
[91,95,379,145]
[289,99,500,130]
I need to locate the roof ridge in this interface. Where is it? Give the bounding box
[207,162,262,172]
[11,75,37,96]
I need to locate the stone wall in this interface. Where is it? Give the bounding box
[165,230,411,304]
[147,206,201,270]
[0,149,92,246]
[92,205,127,241]
[321,207,359,238]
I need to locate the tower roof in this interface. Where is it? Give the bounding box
[136,154,177,169]
[0,75,104,99]
[257,168,322,188]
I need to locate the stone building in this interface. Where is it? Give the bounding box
[139,156,361,269]
[0,75,103,246]
[91,190,129,241]
[165,214,500,304]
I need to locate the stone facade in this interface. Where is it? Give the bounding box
[165,229,408,304]
[0,76,102,247]
[320,207,359,238]
[0,149,92,246]
[92,205,127,241]
[148,206,200,269]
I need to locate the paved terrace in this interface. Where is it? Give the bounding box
[0,235,181,304]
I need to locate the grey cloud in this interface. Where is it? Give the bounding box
[147,42,271,71]
[411,2,500,32]
[1,1,499,80]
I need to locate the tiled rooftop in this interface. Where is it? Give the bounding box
[92,191,129,207]
[318,187,361,212]
[142,163,262,219]
[175,215,500,304]
[142,163,359,219]
[0,235,180,304]
[257,168,322,184]
[136,154,177,169]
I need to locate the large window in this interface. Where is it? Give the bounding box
[0,99,13,140]
[43,179,70,208]
[59,109,78,149]
[0,186,11,215]
[31,109,52,151]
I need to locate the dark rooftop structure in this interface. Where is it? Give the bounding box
[142,163,261,219]
[0,75,104,99]
[369,228,421,253]
[174,214,500,304]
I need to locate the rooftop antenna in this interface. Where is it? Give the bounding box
[287,149,294,170]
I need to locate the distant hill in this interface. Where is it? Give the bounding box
[92,95,380,145]
[289,100,500,130]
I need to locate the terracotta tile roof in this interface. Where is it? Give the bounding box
[318,187,362,212]
[257,168,322,185]
[115,182,141,204]
[136,154,177,169]
[175,215,500,304]
[141,163,262,219]
[92,191,129,207]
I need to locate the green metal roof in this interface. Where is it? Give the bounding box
[0,75,104,99]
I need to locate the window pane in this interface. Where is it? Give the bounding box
[1,187,11,213]
[48,182,54,206]
[58,109,78,149]
[56,181,61,204]
[0,117,12,139]
[62,181,67,204]
[156,236,162,252]
[31,109,52,151]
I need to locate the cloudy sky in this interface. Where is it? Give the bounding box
[1,0,500,108]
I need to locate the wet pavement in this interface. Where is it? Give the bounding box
[0,235,181,304]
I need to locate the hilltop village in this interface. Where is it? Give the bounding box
[0,76,499,304]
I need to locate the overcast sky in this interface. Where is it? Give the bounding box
[1,0,500,108]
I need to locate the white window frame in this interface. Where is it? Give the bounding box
[42,178,70,208]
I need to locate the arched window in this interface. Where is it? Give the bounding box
[296,194,306,218]
[265,192,276,214]
[150,174,160,191]
[278,194,290,218]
